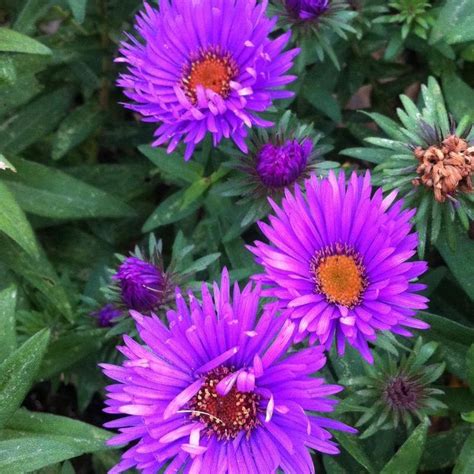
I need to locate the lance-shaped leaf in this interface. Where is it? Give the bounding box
[0,329,50,428]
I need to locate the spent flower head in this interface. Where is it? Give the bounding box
[344,337,446,438]
[343,77,473,255]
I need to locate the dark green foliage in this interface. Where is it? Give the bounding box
[0,0,472,472]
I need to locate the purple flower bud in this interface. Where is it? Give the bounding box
[285,0,330,21]
[91,304,121,328]
[112,257,166,313]
[256,139,313,188]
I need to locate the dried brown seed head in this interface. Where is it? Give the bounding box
[412,135,474,202]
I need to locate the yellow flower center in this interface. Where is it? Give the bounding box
[311,245,367,307]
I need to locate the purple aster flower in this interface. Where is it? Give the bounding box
[117,0,299,161]
[101,269,355,473]
[249,171,430,363]
[112,257,167,313]
[285,0,330,21]
[256,139,313,188]
[91,304,122,328]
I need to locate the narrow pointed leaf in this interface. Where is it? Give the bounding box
[0,235,73,320]
[2,158,135,219]
[0,285,17,362]
[0,181,39,258]
[454,432,474,474]
[380,420,429,474]
[0,28,51,55]
[0,329,50,428]
[333,431,377,473]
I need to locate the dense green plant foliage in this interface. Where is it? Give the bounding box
[0,0,473,472]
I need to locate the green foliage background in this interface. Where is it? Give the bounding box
[0,0,473,472]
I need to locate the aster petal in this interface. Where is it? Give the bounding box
[197,346,240,374]
[163,379,204,420]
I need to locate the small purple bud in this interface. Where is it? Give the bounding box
[113,257,166,312]
[256,139,313,188]
[285,0,330,21]
[92,304,122,328]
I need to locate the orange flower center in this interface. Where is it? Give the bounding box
[182,49,238,104]
[189,367,260,440]
[311,245,367,307]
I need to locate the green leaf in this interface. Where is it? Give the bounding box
[454,432,474,474]
[323,456,348,474]
[0,56,17,85]
[303,84,342,123]
[441,387,474,413]
[52,102,103,160]
[65,163,154,202]
[362,112,406,141]
[139,145,203,185]
[462,412,474,423]
[418,312,474,380]
[0,88,74,155]
[0,28,51,55]
[2,158,134,220]
[67,0,88,24]
[436,224,474,300]
[420,425,472,471]
[180,178,211,210]
[0,57,45,120]
[431,0,474,45]
[62,460,75,474]
[13,0,55,34]
[364,137,409,153]
[224,237,258,273]
[181,253,221,276]
[0,437,80,473]
[467,344,474,393]
[0,285,17,362]
[40,330,105,380]
[0,180,39,258]
[0,154,16,173]
[442,73,474,122]
[142,189,202,232]
[0,408,111,473]
[0,235,73,320]
[339,148,394,164]
[4,408,110,451]
[384,33,403,61]
[380,420,429,474]
[331,344,367,381]
[0,329,50,428]
[333,431,376,473]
